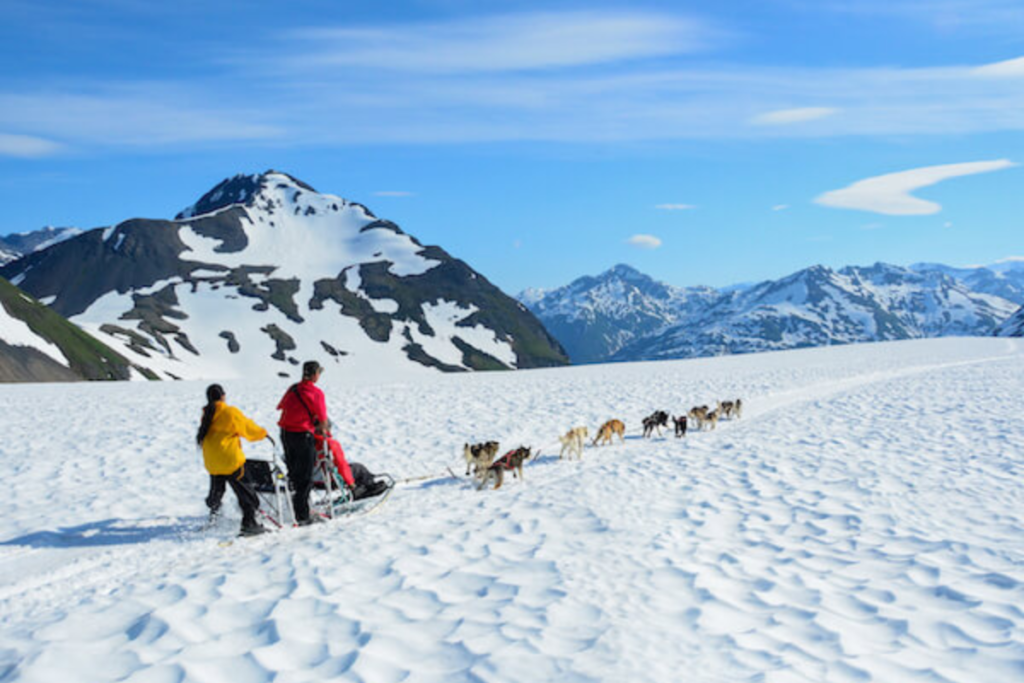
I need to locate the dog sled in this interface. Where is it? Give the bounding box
[243,439,394,530]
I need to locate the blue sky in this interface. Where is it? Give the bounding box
[1,0,1022,293]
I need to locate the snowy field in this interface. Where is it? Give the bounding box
[1,337,1023,683]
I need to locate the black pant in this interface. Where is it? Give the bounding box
[206,466,259,529]
[281,429,316,522]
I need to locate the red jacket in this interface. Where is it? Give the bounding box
[277,380,328,434]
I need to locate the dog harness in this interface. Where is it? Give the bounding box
[491,450,521,470]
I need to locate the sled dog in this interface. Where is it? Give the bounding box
[642,410,670,438]
[673,415,688,437]
[719,400,735,419]
[559,426,587,460]
[593,419,626,446]
[463,440,500,477]
[478,446,532,490]
[687,406,709,431]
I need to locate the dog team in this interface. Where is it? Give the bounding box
[464,398,743,491]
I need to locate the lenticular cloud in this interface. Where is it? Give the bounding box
[815,159,1017,215]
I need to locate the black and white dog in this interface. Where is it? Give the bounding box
[642,410,670,438]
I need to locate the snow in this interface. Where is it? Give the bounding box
[2,338,1022,682]
[420,300,517,367]
[31,228,83,251]
[0,298,69,367]
[67,174,509,380]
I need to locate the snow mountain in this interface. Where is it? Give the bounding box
[519,264,718,363]
[523,263,1020,363]
[0,226,81,266]
[0,171,567,380]
[0,276,147,382]
[994,305,1024,337]
[910,261,1024,306]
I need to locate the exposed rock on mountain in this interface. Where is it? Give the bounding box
[1,172,567,380]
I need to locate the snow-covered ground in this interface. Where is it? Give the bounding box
[2,338,1023,683]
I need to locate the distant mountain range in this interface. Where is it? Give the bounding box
[521,262,1024,363]
[1,171,567,381]
[995,305,1024,337]
[0,227,81,265]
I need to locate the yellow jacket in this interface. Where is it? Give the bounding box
[202,401,268,476]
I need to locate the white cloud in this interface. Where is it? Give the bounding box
[815,159,1018,215]
[655,203,695,210]
[373,191,415,197]
[0,133,62,158]
[751,107,839,126]
[974,56,1024,78]
[286,11,713,74]
[772,204,789,211]
[861,222,885,230]
[626,234,662,249]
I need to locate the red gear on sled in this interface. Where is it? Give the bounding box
[314,432,355,487]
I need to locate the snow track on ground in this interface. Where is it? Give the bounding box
[1,338,1023,683]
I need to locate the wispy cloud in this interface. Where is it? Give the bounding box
[751,107,838,126]
[0,133,62,158]
[627,234,662,249]
[0,89,281,148]
[974,56,1024,77]
[795,0,1024,32]
[283,11,714,74]
[815,159,1018,215]
[772,204,790,211]
[655,203,696,210]
[373,191,415,197]
[4,13,1024,151]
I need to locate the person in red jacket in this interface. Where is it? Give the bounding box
[277,360,329,525]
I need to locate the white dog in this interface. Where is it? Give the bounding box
[559,426,588,460]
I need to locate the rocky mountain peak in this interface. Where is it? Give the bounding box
[175,170,325,221]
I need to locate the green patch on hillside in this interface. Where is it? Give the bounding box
[0,276,154,380]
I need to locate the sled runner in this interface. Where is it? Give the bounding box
[242,445,296,530]
[310,438,395,520]
[243,439,394,529]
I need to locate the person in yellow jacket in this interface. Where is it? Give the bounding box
[197,383,270,536]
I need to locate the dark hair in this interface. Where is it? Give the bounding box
[196,384,225,445]
[302,360,322,380]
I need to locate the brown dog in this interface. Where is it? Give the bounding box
[477,446,532,490]
[592,419,626,446]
